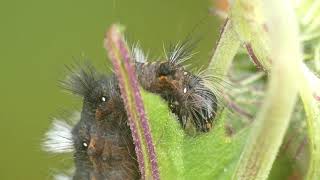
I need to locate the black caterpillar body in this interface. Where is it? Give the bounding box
[135,60,217,132]
[66,73,139,180]
[44,43,218,180]
[133,42,218,132]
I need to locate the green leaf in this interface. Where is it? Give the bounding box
[141,91,185,179]
[183,116,248,179]
[142,90,248,179]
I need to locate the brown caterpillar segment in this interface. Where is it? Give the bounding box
[135,59,218,132]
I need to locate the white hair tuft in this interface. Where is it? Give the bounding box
[132,44,147,63]
[54,173,72,180]
[42,118,74,153]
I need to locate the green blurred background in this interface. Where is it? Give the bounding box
[0,0,219,179]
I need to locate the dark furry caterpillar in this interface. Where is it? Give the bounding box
[43,43,218,180]
[68,73,139,180]
[133,43,218,132]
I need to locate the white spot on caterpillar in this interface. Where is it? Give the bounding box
[183,87,187,93]
[183,71,187,76]
[83,142,88,147]
[101,96,107,102]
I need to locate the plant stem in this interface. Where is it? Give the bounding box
[104,24,160,180]
[299,64,320,180]
[229,0,320,178]
[232,0,301,179]
[208,18,240,77]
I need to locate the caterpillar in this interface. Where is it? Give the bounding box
[43,42,219,180]
[133,42,218,132]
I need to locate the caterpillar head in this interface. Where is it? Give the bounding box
[133,41,218,132]
[143,40,217,132]
[154,60,218,132]
[182,73,218,132]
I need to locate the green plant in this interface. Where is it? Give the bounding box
[104,0,320,179]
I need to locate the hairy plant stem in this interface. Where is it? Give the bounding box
[104,24,159,180]
[226,0,320,178]
[208,18,240,77]
[232,0,301,179]
[298,64,320,180]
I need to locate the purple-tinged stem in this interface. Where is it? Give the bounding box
[245,43,265,71]
[118,34,160,180]
[104,24,160,180]
[313,93,320,101]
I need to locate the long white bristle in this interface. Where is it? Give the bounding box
[132,44,147,63]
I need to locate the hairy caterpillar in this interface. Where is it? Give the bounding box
[133,42,218,132]
[43,42,219,180]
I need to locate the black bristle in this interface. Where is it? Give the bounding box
[60,62,98,97]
